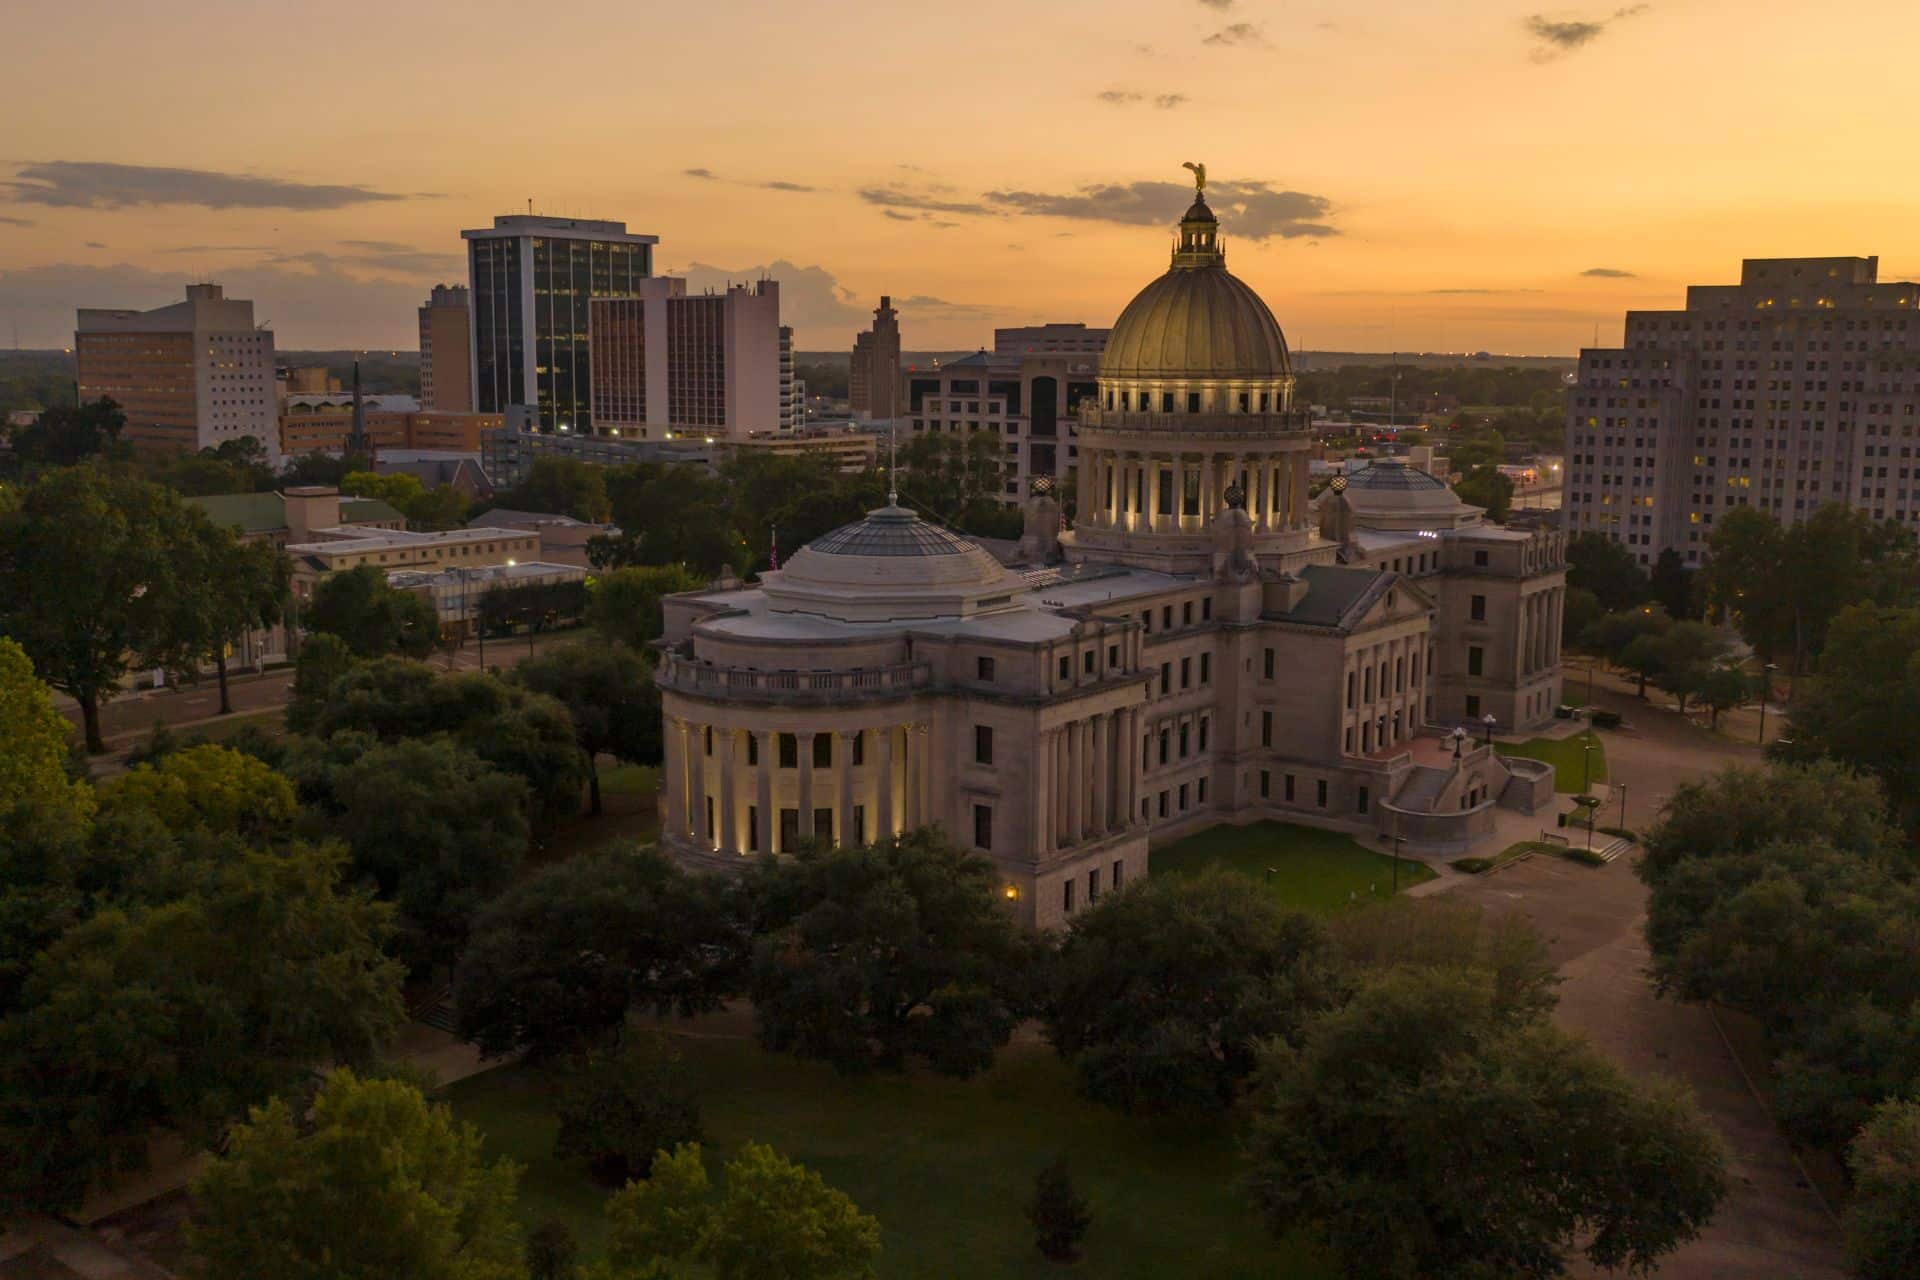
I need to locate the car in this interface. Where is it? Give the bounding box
[1590,709,1622,730]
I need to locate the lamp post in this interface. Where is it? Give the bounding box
[1581,735,1597,795]
[1481,712,1497,746]
[1450,726,1468,760]
[1618,783,1629,835]
[1390,831,1405,896]
[1757,662,1777,746]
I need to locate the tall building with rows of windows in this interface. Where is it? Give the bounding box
[588,278,783,440]
[1564,256,1920,565]
[462,215,656,434]
[75,283,278,460]
[654,181,1563,926]
[904,340,1102,504]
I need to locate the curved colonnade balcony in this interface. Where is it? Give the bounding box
[656,651,932,704]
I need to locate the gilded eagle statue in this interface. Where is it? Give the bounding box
[1182,161,1206,194]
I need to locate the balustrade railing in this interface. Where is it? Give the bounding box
[656,652,932,700]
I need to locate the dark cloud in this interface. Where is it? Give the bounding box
[668,260,868,336]
[156,244,274,255]
[0,215,33,227]
[1099,89,1187,109]
[84,241,106,248]
[1426,288,1544,295]
[273,243,464,275]
[686,167,815,193]
[761,180,816,192]
[1203,22,1266,47]
[1196,0,1234,8]
[1525,5,1647,59]
[857,185,990,217]
[984,178,1337,241]
[0,260,430,348]
[4,161,408,211]
[684,167,719,180]
[896,295,995,314]
[1581,267,1637,278]
[881,209,916,222]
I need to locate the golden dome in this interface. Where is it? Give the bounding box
[1100,195,1291,383]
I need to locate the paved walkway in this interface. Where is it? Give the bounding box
[1433,682,1844,1278]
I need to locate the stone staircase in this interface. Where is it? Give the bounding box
[1390,765,1451,813]
[415,986,460,1036]
[1596,836,1633,863]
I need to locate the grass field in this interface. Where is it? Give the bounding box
[1496,732,1607,793]
[446,1036,1327,1279]
[1150,820,1433,912]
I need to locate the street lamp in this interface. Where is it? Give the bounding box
[1450,726,1469,759]
[1617,783,1629,835]
[1586,657,1597,706]
[1581,736,1597,795]
[1481,713,1497,745]
[1757,662,1778,746]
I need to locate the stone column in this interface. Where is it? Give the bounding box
[1076,448,1094,521]
[754,730,774,855]
[1173,453,1190,531]
[1292,453,1309,527]
[876,723,895,839]
[693,725,713,846]
[1066,718,1085,843]
[1122,707,1140,825]
[1550,588,1563,664]
[797,732,816,838]
[1054,728,1071,845]
[718,728,738,853]
[1033,726,1055,855]
[903,724,922,830]
[1091,712,1109,836]
[837,729,857,844]
[667,719,688,837]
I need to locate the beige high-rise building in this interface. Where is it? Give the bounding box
[588,278,783,440]
[849,295,901,421]
[1565,256,1920,566]
[418,284,472,412]
[904,334,1102,505]
[655,182,1563,926]
[76,283,278,459]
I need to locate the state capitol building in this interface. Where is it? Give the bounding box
[657,180,1567,925]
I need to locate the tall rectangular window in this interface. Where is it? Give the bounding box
[973,804,992,850]
[1468,646,1485,677]
[1063,878,1075,913]
[977,655,996,681]
[1181,657,1191,689]
[1470,594,1487,622]
[1260,769,1271,798]
[813,735,832,768]
[975,725,994,765]
[1261,710,1273,747]
[1285,773,1296,802]
[1199,653,1211,684]
[779,734,798,768]
[1316,779,1328,808]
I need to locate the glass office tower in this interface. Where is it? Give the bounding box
[463,216,656,433]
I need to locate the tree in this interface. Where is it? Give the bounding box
[1321,894,1560,1027]
[407,484,471,531]
[1645,620,1731,713]
[1244,969,1726,1280]
[303,659,583,825]
[1560,586,1600,650]
[1045,870,1340,1113]
[1700,505,1790,662]
[898,431,1018,537]
[1640,760,1896,884]
[497,457,612,523]
[0,466,214,751]
[554,1036,703,1185]
[1844,1098,1920,1280]
[96,742,298,846]
[1785,605,1920,824]
[1581,604,1670,683]
[511,640,660,814]
[1451,463,1513,520]
[1566,531,1650,614]
[603,1142,881,1280]
[5,398,130,471]
[455,845,739,1058]
[0,637,92,831]
[164,518,290,715]
[280,449,370,488]
[287,631,360,732]
[0,841,404,1212]
[1649,546,1696,619]
[746,830,1039,1077]
[589,564,705,650]
[302,735,528,970]
[190,1069,524,1280]
[602,462,747,575]
[1696,664,1751,728]
[305,564,440,660]
[1027,1157,1091,1263]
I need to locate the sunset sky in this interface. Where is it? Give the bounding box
[4,0,1918,353]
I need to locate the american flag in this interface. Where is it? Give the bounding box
[769,524,779,571]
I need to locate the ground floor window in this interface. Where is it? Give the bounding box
[1465,694,1481,718]
[748,805,760,852]
[1063,878,1075,914]
[1357,786,1369,815]
[973,803,992,850]
[1112,859,1124,889]
[1260,770,1271,798]
[1316,780,1328,808]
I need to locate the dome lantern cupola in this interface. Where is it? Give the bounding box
[1173,193,1224,268]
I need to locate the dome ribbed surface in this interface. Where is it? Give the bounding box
[1101,267,1291,382]
[808,506,980,557]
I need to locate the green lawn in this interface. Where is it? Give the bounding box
[598,762,660,798]
[1495,732,1607,793]
[1150,821,1433,912]
[445,1037,1328,1279]
[1454,839,1561,875]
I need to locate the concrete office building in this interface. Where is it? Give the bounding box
[849,296,902,421]
[462,215,657,433]
[779,325,803,430]
[1565,256,1920,564]
[905,330,1104,504]
[76,284,278,459]
[655,181,1561,926]
[419,284,472,411]
[995,323,1111,357]
[589,279,782,440]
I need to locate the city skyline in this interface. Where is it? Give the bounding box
[5,0,1920,351]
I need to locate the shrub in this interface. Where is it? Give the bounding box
[1028,1156,1091,1262]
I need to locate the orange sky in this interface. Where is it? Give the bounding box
[4,0,1918,352]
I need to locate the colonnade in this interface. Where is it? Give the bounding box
[1518,588,1564,676]
[1033,706,1140,854]
[1345,631,1427,756]
[665,721,932,857]
[1075,447,1309,534]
